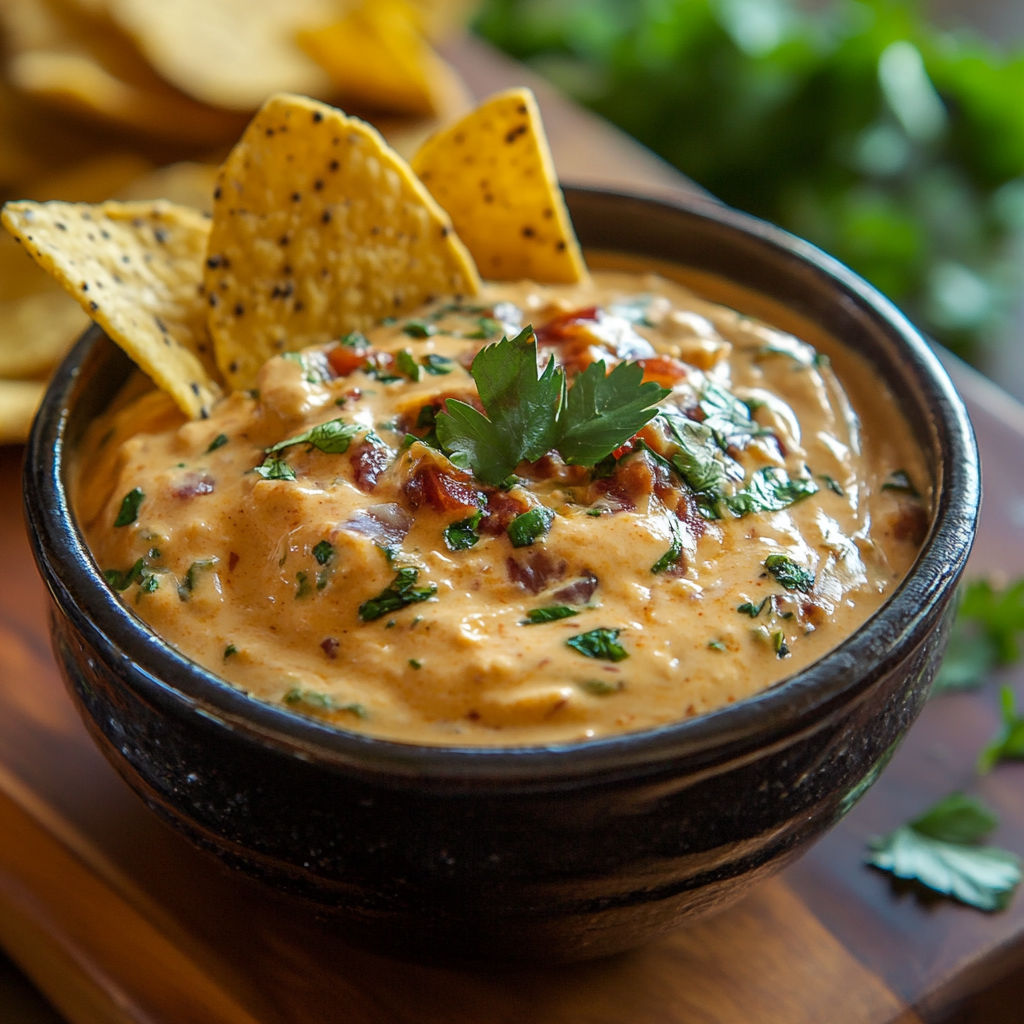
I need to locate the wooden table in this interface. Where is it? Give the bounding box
[2,34,1024,1024]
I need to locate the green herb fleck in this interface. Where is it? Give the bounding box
[422,353,454,375]
[147,547,161,558]
[138,572,159,594]
[282,351,330,383]
[295,571,312,598]
[114,488,144,527]
[772,630,790,658]
[726,467,818,516]
[340,331,368,349]
[396,348,421,381]
[866,793,1021,911]
[253,456,296,481]
[224,644,237,659]
[708,639,727,651]
[409,658,422,670]
[313,540,334,565]
[580,678,623,696]
[177,558,217,601]
[359,567,437,621]
[737,598,769,618]
[764,554,815,593]
[508,506,555,548]
[651,516,684,573]
[586,508,603,517]
[522,605,579,625]
[283,688,367,718]
[882,469,919,496]
[267,418,361,456]
[465,316,502,340]
[566,628,628,662]
[819,473,844,496]
[103,558,144,591]
[206,433,228,453]
[403,319,437,338]
[978,686,1024,772]
[445,509,484,551]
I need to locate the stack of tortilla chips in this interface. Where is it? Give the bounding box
[0,0,477,443]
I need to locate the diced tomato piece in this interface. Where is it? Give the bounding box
[327,344,368,377]
[637,356,688,387]
[535,307,600,343]
[404,463,482,512]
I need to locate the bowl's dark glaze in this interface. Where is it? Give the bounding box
[25,188,979,961]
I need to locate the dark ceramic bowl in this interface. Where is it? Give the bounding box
[24,187,979,962]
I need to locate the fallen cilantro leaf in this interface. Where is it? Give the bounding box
[114,487,144,527]
[652,516,684,573]
[358,567,436,621]
[566,628,628,662]
[580,678,623,696]
[661,413,727,496]
[403,319,436,338]
[313,540,334,565]
[206,433,229,453]
[978,686,1024,773]
[396,349,421,382]
[253,456,296,481]
[508,506,555,548]
[867,793,1021,911]
[819,473,844,496]
[267,418,362,456]
[422,353,453,375]
[738,598,769,618]
[764,553,815,592]
[103,558,144,591]
[177,558,217,601]
[522,605,579,625]
[283,688,367,718]
[726,467,818,516]
[556,360,669,466]
[445,510,484,551]
[700,381,769,447]
[708,639,727,651]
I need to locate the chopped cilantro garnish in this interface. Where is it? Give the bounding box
[313,540,334,565]
[283,688,367,718]
[409,658,422,669]
[867,793,1021,911]
[737,598,769,618]
[522,605,579,625]
[282,350,330,383]
[726,467,818,516]
[764,554,815,593]
[224,644,237,659]
[465,316,502,339]
[177,558,217,601]
[396,349,421,382]
[435,327,668,485]
[445,510,484,551]
[358,567,437,621]
[422,353,454,375]
[508,506,555,548]
[660,413,726,499]
[104,558,144,591]
[819,473,844,496]
[882,469,919,496]
[978,686,1024,773]
[114,487,144,527]
[139,572,159,594]
[566,628,628,662]
[708,639,727,651]
[340,331,368,349]
[651,516,684,573]
[772,630,790,658]
[580,678,623,696]
[206,433,228,453]
[295,571,312,598]
[586,508,604,517]
[253,456,296,481]
[267,418,361,456]
[700,381,770,447]
[403,319,437,338]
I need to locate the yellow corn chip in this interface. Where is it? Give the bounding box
[0,291,89,379]
[412,87,588,284]
[0,379,45,445]
[205,92,480,390]
[102,0,335,111]
[1,200,220,419]
[298,0,439,118]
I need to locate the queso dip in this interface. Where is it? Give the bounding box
[76,270,928,746]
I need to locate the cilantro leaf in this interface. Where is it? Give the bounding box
[103,558,144,591]
[700,381,768,447]
[422,353,453,375]
[652,515,684,573]
[445,510,484,551]
[522,605,579,625]
[867,793,1021,911]
[556,360,669,465]
[253,456,296,481]
[738,598,769,617]
[396,349,421,382]
[282,350,330,383]
[358,567,436,621]
[764,554,815,592]
[508,507,555,548]
[580,678,623,696]
[403,319,436,338]
[566,628,628,661]
[114,487,144,527]
[206,433,229,453]
[177,558,217,601]
[726,467,818,516]
[283,688,367,718]
[267,418,362,456]
[313,540,334,565]
[979,686,1024,773]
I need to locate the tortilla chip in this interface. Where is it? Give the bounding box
[103,0,335,111]
[1,0,246,144]
[412,87,588,285]
[0,291,89,379]
[205,93,480,390]
[0,379,45,445]
[1,200,220,419]
[298,0,440,118]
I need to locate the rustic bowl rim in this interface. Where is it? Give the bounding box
[24,185,979,785]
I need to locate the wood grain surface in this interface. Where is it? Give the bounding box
[0,33,1022,1024]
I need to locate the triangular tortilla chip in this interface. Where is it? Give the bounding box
[412,87,588,284]
[298,0,440,118]
[1,200,220,419]
[205,92,480,391]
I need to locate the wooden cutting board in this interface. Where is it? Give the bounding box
[2,34,1024,1024]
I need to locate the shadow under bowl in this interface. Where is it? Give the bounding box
[23,187,979,961]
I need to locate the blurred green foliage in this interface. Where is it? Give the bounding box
[474,0,1024,363]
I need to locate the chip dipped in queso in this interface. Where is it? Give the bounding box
[5,90,929,746]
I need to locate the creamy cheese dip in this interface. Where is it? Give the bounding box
[76,270,929,746]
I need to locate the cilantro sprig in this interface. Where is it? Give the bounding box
[435,327,669,486]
